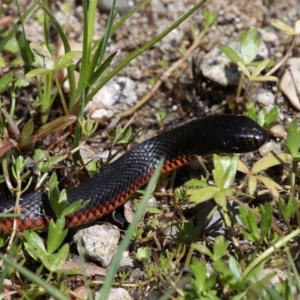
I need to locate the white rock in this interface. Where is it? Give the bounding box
[85,77,137,120]
[95,288,132,300]
[279,58,300,111]
[74,224,120,267]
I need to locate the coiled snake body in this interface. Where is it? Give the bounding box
[0,115,268,232]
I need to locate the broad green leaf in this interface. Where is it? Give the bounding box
[50,243,69,271]
[212,161,224,189]
[184,178,208,188]
[25,68,50,77]
[239,207,260,241]
[252,59,271,79]
[192,243,213,259]
[190,258,206,290]
[271,19,296,35]
[248,175,257,196]
[240,27,261,64]
[62,199,88,217]
[214,189,231,208]
[30,42,54,69]
[229,256,242,279]
[264,106,278,129]
[146,207,161,214]
[117,126,132,144]
[47,216,68,254]
[20,119,34,148]
[49,174,65,217]
[251,153,293,174]
[222,155,238,188]
[54,51,82,70]
[213,235,229,260]
[213,259,232,277]
[250,273,277,297]
[287,195,299,219]
[260,203,272,238]
[189,186,219,204]
[237,160,249,174]
[247,59,276,68]
[236,61,251,79]
[0,74,13,93]
[220,45,243,63]
[23,242,40,262]
[24,230,47,254]
[286,119,300,157]
[257,175,282,198]
[15,78,29,87]
[136,247,151,261]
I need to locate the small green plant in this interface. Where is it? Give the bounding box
[221,27,277,112]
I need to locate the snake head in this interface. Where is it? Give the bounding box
[221,117,269,153]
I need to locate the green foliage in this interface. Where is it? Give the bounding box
[1,1,300,298]
[136,247,151,261]
[24,220,69,273]
[245,103,278,129]
[239,203,272,243]
[188,155,238,208]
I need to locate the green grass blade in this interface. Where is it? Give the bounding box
[0,2,38,52]
[35,0,76,106]
[88,0,116,75]
[98,160,163,300]
[87,0,208,101]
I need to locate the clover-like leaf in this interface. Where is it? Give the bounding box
[49,244,69,271]
[30,42,54,69]
[240,27,261,64]
[220,45,243,63]
[47,216,68,254]
[54,51,82,70]
[256,175,282,198]
[251,153,292,174]
[213,235,229,260]
[0,74,13,93]
[189,186,220,204]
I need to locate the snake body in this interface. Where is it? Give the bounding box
[0,115,268,232]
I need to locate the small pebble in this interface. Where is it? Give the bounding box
[98,0,133,15]
[259,141,282,156]
[279,57,300,111]
[73,286,89,300]
[95,288,133,300]
[269,125,287,139]
[254,88,275,107]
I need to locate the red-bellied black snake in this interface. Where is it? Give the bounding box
[0,115,268,232]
